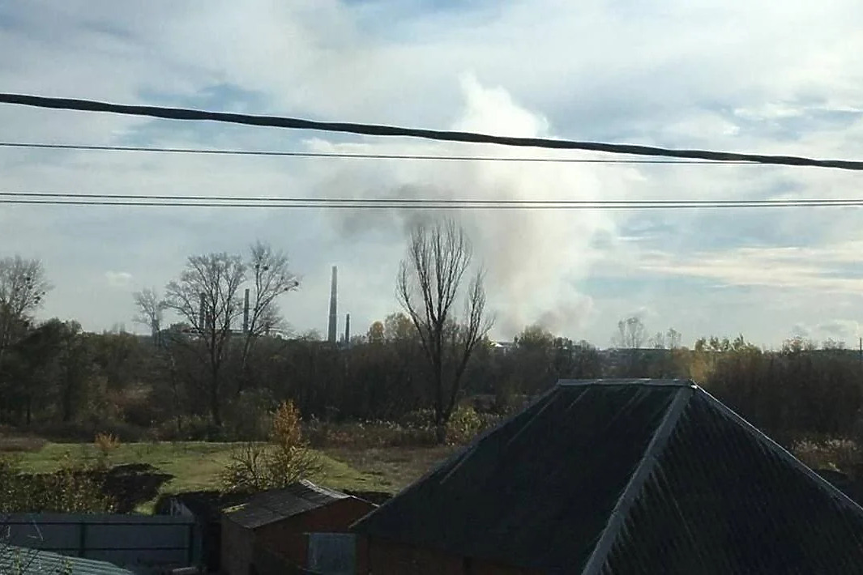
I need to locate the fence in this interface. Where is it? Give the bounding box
[307,533,356,575]
[0,513,200,574]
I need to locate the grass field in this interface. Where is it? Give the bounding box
[323,446,456,493]
[9,440,453,512]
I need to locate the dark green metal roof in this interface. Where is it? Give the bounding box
[0,546,133,575]
[353,379,863,574]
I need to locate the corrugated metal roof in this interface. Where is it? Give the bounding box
[224,479,349,529]
[0,546,133,575]
[352,379,863,574]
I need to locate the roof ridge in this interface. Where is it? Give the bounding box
[557,378,696,388]
[697,387,863,515]
[299,479,348,500]
[580,385,695,575]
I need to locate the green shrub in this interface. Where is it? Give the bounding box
[0,454,115,513]
[305,418,436,449]
[399,409,435,429]
[224,389,276,441]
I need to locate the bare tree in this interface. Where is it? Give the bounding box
[397,219,493,443]
[238,241,299,393]
[132,287,166,344]
[163,253,246,427]
[667,327,682,350]
[613,316,647,349]
[0,256,50,357]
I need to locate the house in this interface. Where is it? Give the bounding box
[352,379,863,574]
[0,545,133,575]
[220,480,376,575]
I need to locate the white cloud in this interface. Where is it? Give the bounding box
[105,271,133,288]
[636,242,863,294]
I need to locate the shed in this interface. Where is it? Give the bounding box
[0,545,133,575]
[220,480,376,575]
[353,379,863,574]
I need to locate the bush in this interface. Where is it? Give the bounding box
[93,432,120,469]
[305,418,436,449]
[0,434,45,453]
[0,454,115,513]
[221,400,322,493]
[94,432,120,453]
[224,389,276,441]
[445,406,503,446]
[0,453,21,479]
[793,438,862,476]
[399,409,435,430]
[445,405,483,445]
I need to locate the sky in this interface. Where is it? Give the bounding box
[1,1,863,348]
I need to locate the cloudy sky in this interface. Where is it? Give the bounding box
[2,0,863,348]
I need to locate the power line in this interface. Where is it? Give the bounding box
[0,141,755,164]
[1,191,862,210]
[0,93,861,171]
[3,191,862,205]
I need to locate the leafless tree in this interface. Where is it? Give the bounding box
[667,327,682,350]
[613,316,647,349]
[238,241,299,393]
[0,256,50,358]
[163,253,246,427]
[132,287,166,344]
[397,219,493,443]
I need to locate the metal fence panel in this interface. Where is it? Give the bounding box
[1,513,198,575]
[307,533,356,575]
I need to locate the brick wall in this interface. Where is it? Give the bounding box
[256,498,375,567]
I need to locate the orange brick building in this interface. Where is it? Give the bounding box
[220,480,375,575]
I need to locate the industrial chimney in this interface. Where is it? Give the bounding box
[243,288,250,334]
[198,292,206,333]
[327,266,338,344]
[344,313,351,346]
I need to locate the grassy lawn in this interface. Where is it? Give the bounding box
[323,446,457,493]
[10,441,454,512]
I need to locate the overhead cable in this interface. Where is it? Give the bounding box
[0,93,861,170]
[1,191,862,210]
[0,142,755,164]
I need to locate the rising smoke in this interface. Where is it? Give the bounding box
[309,74,643,338]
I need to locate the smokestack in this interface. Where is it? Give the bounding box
[344,313,351,346]
[199,292,206,333]
[243,288,250,334]
[327,266,338,344]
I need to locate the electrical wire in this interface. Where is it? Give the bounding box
[1,191,862,210]
[1,93,861,170]
[0,141,756,164]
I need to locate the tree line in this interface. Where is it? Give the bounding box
[1,221,863,447]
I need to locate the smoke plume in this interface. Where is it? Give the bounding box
[310,74,642,339]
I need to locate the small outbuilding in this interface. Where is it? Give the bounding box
[221,480,376,575]
[353,379,863,574]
